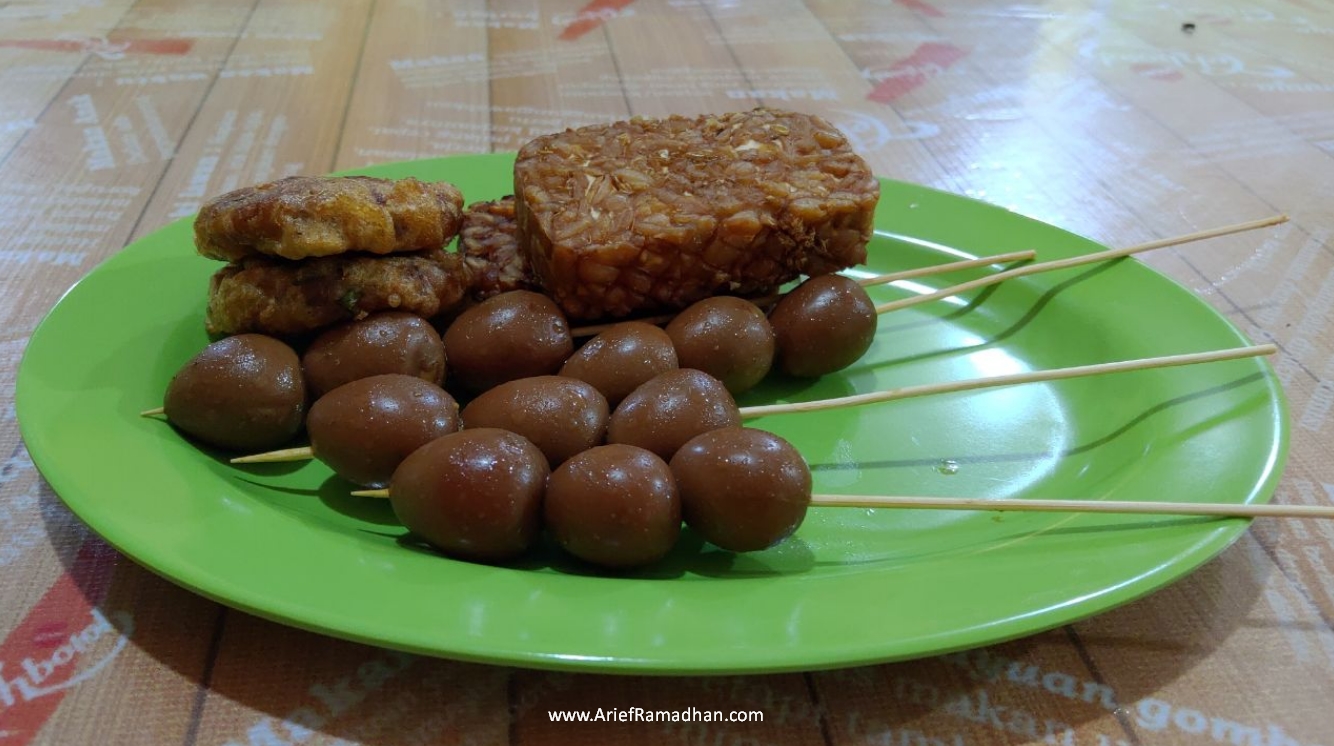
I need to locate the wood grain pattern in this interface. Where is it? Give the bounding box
[1,1,1331,744]
[335,0,492,167]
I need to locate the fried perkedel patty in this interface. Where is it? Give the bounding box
[195,175,465,262]
[206,249,472,336]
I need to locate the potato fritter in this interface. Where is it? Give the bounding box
[194,175,465,262]
[459,196,538,300]
[205,249,472,336]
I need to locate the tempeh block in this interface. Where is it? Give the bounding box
[513,108,880,320]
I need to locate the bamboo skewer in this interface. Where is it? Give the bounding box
[568,215,1286,337]
[858,249,1036,288]
[212,216,1289,464]
[340,344,1298,525]
[734,250,1039,313]
[810,495,1334,519]
[738,344,1278,419]
[153,215,1289,430]
[347,487,1333,520]
[234,344,1277,464]
[875,214,1289,315]
[569,249,1037,337]
[232,446,314,464]
[163,216,1305,566]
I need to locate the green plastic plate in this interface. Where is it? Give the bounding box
[16,153,1287,674]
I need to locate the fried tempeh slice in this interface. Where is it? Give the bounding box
[205,249,472,336]
[513,108,880,320]
[195,175,465,262]
[459,196,538,300]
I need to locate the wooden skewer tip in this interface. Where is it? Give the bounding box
[350,488,391,499]
[230,446,316,464]
[140,407,165,417]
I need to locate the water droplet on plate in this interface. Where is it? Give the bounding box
[935,459,960,475]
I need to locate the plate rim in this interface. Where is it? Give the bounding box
[15,153,1290,674]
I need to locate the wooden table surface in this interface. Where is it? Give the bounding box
[3,1,1333,744]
